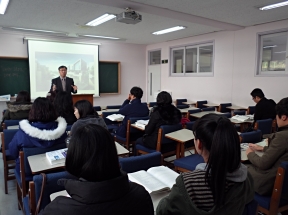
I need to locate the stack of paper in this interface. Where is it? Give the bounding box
[106,114,124,121]
[231,115,250,122]
[135,120,149,129]
[0,94,11,101]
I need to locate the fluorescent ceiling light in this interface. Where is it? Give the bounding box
[4,27,64,34]
[263,45,277,48]
[259,1,288,10]
[0,0,10,14]
[274,51,286,53]
[86,14,116,26]
[83,35,119,40]
[152,26,186,35]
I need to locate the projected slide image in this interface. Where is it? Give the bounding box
[35,52,95,91]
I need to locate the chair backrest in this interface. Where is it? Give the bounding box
[66,125,72,132]
[240,130,262,143]
[219,103,232,113]
[148,102,157,107]
[119,152,161,173]
[176,104,189,109]
[102,111,120,125]
[141,102,147,106]
[247,106,255,115]
[196,100,207,109]
[156,123,182,152]
[3,129,19,152]
[176,99,187,105]
[106,105,121,109]
[185,121,195,131]
[30,171,76,214]
[280,161,288,200]
[187,109,202,121]
[3,119,21,129]
[202,107,215,111]
[254,119,273,135]
[93,106,101,111]
[222,112,231,118]
[234,110,246,116]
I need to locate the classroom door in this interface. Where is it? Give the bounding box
[148,65,161,102]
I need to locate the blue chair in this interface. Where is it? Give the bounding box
[16,143,66,209]
[247,106,255,115]
[176,99,187,105]
[254,119,273,135]
[149,102,157,108]
[114,116,149,151]
[136,124,182,158]
[107,105,121,109]
[185,121,195,130]
[93,106,101,111]
[240,130,262,143]
[1,129,18,194]
[66,125,72,132]
[174,154,204,172]
[3,119,21,129]
[255,161,288,215]
[187,109,202,121]
[202,107,215,111]
[24,171,76,215]
[177,104,189,109]
[234,110,246,115]
[196,100,207,109]
[102,111,121,132]
[219,103,232,113]
[242,200,258,215]
[141,102,147,106]
[119,152,162,173]
[222,112,232,118]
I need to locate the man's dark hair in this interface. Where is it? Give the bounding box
[276,97,288,118]
[16,91,31,103]
[65,124,121,181]
[130,86,143,99]
[58,65,67,71]
[74,100,98,118]
[250,88,265,99]
[29,97,58,123]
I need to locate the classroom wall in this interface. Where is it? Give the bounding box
[146,19,288,107]
[0,32,147,111]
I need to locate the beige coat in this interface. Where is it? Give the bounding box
[247,125,288,195]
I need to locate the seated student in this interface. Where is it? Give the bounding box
[156,114,254,215]
[39,124,154,215]
[9,97,67,178]
[251,88,276,122]
[53,91,77,125]
[115,86,149,138]
[136,91,181,149]
[71,100,107,135]
[246,97,288,195]
[1,90,32,124]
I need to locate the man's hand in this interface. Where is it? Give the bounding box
[127,94,131,100]
[72,85,78,92]
[248,143,263,152]
[52,84,57,91]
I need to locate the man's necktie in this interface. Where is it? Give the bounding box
[61,78,66,91]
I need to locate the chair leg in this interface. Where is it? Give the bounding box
[4,166,8,194]
[16,183,23,210]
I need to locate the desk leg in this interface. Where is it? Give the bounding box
[176,143,181,159]
[180,142,185,158]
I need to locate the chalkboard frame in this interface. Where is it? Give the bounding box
[99,61,121,95]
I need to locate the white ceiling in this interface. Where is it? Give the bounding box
[0,0,287,44]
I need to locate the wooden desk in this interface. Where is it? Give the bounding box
[178,107,199,114]
[165,129,194,158]
[203,103,219,107]
[226,105,247,110]
[241,139,267,161]
[28,142,129,174]
[230,118,253,132]
[97,109,119,115]
[190,111,224,119]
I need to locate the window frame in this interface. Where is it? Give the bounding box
[256,29,288,77]
[170,41,214,77]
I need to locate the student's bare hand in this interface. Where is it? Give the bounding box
[72,85,78,91]
[246,147,254,155]
[127,94,131,100]
[248,143,263,152]
[52,84,57,91]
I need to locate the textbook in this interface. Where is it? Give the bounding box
[231,115,250,122]
[46,148,68,165]
[106,114,124,121]
[135,120,149,129]
[128,166,179,194]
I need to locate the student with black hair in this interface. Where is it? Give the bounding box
[156,114,254,215]
[39,124,154,215]
[115,86,149,138]
[250,88,276,122]
[136,91,181,149]
[71,100,107,134]
[246,97,288,195]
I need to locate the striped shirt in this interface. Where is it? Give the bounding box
[182,170,235,211]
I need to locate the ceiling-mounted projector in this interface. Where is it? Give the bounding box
[116,9,142,24]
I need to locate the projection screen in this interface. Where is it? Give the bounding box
[28,40,99,98]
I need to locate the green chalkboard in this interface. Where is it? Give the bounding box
[0,59,120,95]
[99,62,120,94]
[0,58,30,96]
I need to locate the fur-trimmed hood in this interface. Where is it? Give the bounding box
[19,117,67,144]
[7,102,32,112]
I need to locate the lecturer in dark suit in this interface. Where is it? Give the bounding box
[50,66,78,94]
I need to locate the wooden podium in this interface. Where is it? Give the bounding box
[72,94,94,105]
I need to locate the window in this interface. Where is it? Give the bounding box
[149,50,161,65]
[170,42,214,76]
[257,30,288,76]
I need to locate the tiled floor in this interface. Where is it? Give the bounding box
[0,153,23,215]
